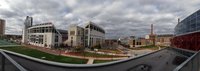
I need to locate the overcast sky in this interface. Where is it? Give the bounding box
[0,0,200,39]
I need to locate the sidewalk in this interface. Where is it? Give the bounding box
[87,58,94,64]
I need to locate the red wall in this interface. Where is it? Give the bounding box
[171,32,200,51]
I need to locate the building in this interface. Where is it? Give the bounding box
[22,16,33,43]
[135,37,147,47]
[22,16,68,48]
[0,19,5,37]
[67,25,85,48]
[156,34,173,46]
[118,37,130,47]
[171,9,200,51]
[67,21,105,48]
[128,36,135,48]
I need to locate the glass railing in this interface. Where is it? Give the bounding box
[174,50,200,71]
[0,51,27,71]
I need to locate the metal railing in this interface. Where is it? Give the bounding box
[174,50,200,71]
[0,47,197,71]
[0,51,27,71]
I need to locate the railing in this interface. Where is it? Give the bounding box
[0,51,27,71]
[0,47,197,71]
[174,50,200,71]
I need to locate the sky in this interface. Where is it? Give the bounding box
[0,0,200,39]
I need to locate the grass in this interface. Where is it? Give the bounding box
[0,46,88,64]
[93,60,114,64]
[76,52,126,58]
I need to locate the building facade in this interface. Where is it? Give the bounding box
[171,9,200,51]
[22,16,67,48]
[67,25,85,48]
[67,21,105,48]
[156,34,173,46]
[135,37,147,47]
[128,36,135,48]
[0,19,5,36]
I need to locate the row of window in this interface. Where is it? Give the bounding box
[175,11,200,35]
[28,26,58,34]
[29,35,44,44]
[86,24,105,34]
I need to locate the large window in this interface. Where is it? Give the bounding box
[55,35,58,42]
[70,31,75,35]
[39,35,43,44]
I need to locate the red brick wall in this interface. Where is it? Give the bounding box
[171,32,200,51]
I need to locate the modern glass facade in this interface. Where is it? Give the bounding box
[175,10,200,36]
[172,9,200,51]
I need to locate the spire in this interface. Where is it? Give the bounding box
[151,24,153,35]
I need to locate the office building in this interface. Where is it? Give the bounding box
[67,21,105,48]
[171,9,200,51]
[22,16,68,48]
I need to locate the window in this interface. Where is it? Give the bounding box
[55,36,58,42]
[78,31,80,35]
[39,35,43,44]
[70,31,75,35]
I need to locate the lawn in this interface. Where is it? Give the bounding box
[0,47,87,64]
[93,60,114,64]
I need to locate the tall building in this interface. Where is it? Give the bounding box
[22,16,33,43]
[171,9,200,51]
[67,21,105,48]
[0,19,5,36]
[22,16,68,48]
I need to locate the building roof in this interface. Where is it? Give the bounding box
[32,22,53,27]
[84,21,105,33]
[157,34,173,37]
[57,29,68,34]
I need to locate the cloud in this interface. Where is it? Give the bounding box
[0,0,200,39]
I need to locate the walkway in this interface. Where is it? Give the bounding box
[87,58,94,64]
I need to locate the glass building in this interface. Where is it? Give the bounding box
[171,9,200,51]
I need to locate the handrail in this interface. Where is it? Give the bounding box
[173,50,200,71]
[0,48,168,68]
[0,51,27,71]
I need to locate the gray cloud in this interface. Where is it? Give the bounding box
[0,0,200,39]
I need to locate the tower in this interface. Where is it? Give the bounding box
[0,19,5,36]
[22,16,33,43]
[149,24,155,46]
